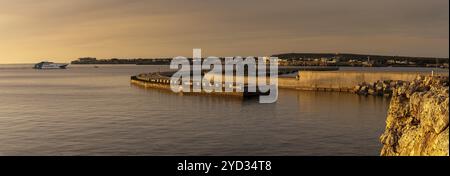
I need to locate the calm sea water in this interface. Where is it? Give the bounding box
[0,64,396,156]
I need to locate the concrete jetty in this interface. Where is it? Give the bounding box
[130,72,267,98]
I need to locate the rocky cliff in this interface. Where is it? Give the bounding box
[380,75,449,156]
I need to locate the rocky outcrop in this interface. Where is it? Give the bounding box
[380,75,449,156]
[353,80,406,96]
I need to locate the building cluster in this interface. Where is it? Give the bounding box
[272,53,449,68]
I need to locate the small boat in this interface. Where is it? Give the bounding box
[34,61,69,69]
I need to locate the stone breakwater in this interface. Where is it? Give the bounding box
[380,75,449,156]
[352,80,408,97]
[278,70,448,92]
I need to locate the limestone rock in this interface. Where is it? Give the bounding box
[380,76,449,156]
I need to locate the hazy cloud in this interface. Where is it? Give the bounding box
[0,0,448,63]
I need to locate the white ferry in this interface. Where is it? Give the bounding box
[34,61,69,69]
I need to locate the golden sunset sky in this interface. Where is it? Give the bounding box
[0,0,448,63]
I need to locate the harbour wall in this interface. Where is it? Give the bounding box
[278,70,449,92]
[131,70,449,94]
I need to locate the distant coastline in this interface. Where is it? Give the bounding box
[70,53,449,68]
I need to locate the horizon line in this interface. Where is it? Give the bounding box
[1,52,449,64]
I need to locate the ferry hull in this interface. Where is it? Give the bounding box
[34,62,69,69]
